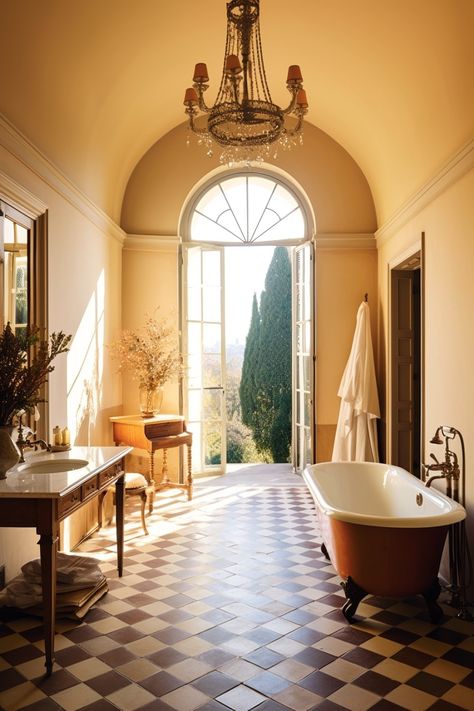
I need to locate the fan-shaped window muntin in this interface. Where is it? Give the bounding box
[189,174,307,245]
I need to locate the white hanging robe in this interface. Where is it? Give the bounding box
[332,301,380,462]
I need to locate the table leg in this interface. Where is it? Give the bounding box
[186,443,193,501]
[115,474,125,577]
[39,531,58,676]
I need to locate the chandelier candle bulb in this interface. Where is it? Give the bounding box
[225,54,242,73]
[297,89,308,108]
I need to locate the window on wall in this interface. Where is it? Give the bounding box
[2,211,30,333]
[190,174,306,244]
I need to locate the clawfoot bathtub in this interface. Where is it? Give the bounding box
[303,462,466,623]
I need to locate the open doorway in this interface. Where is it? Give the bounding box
[180,171,315,476]
[390,249,422,476]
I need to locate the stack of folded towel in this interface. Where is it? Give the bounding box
[0,553,108,620]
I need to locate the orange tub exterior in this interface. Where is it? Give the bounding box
[319,513,449,598]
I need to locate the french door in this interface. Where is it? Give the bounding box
[292,241,315,472]
[181,241,314,474]
[182,244,227,474]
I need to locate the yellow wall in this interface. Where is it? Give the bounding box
[0,141,123,580]
[377,167,474,593]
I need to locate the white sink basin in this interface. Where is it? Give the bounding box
[17,458,89,475]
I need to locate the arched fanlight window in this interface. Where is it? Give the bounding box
[189,174,306,244]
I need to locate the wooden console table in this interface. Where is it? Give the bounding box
[0,446,132,676]
[110,415,193,501]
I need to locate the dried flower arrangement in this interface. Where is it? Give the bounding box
[0,323,71,425]
[109,314,182,414]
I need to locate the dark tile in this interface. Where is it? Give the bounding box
[353,671,399,696]
[97,646,137,666]
[460,670,474,689]
[116,609,153,624]
[139,671,184,696]
[134,700,177,711]
[391,647,434,669]
[198,627,234,645]
[332,626,373,645]
[372,611,409,626]
[192,671,240,696]
[298,671,345,696]
[0,667,26,691]
[77,701,122,711]
[160,593,194,608]
[148,647,188,668]
[442,647,474,669]
[18,700,62,711]
[159,609,194,624]
[369,701,409,711]
[379,627,419,645]
[287,627,325,645]
[427,627,469,646]
[309,702,347,711]
[407,671,455,697]
[244,647,285,669]
[122,593,157,607]
[426,702,468,711]
[34,668,79,694]
[63,625,102,643]
[152,626,191,644]
[293,647,336,669]
[2,643,44,666]
[242,627,282,645]
[245,671,292,695]
[107,626,145,644]
[55,645,90,667]
[342,647,385,668]
[86,670,131,695]
[196,648,236,668]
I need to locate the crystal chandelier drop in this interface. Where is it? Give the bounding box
[183,0,308,164]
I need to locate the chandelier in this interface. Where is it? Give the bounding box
[183,0,308,164]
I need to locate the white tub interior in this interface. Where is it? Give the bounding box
[303,461,466,528]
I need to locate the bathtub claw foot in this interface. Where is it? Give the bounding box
[422,578,443,624]
[341,576,367,622]
[321,543,330,561]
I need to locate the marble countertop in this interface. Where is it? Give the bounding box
[0,446,132,499]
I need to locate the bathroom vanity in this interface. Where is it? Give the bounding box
[0,445,132,675]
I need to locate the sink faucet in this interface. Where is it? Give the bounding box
[15,419,51,463]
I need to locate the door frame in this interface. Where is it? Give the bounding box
[388,234,425,472]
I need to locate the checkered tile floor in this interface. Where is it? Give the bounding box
[1,465,473,711]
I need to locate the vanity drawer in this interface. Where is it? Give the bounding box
[81,477,98,500]
[58,488,81,516]
[99,462,122,487]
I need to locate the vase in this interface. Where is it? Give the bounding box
[0,426,20,479]
[139,386,163,418]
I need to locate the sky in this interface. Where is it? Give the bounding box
[224,245,275,346]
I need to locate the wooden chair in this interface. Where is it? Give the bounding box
[98,472,154,535]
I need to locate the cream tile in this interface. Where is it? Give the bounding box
[116,657,161,681]
[360,635,404,657]
[409,637,451,657]
[132,616,169,634]
[274,684,323,710]
[307,617,345,634]
[90,616,126,634]
[99,599,133,615]
[216,684,267,711]
[385,684,438,711]
[180,600,213,616]
[161,684,211,711]
[458,635,474,652]
[166,658,214,682]
[176,617,216,634]
[271,658,313,682]
[16,658,61,680]
[218,658,261,682]
[68,657,112,681]
[0,680,46,710]
[79,635,119,656]
[373,658,418,683]
[108,585,139,599]
[329,683,380,710]
[267,637,306,657]
[221,618,258,635]
[52,683,101,711]
[423,658,471,682]
[124,634,165,656]
[221,636,261,655]
[442,684,474,710]
[261,618,299,634]
[321,658,365,683]
[0,634,29,653]
[106,682,156,711]
[173,636,214,656]
[314,636,354,657]
[140,600,173,616]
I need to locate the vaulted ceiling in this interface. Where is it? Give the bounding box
[1,0,472,226]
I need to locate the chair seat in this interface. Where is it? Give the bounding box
[124,472,149,489]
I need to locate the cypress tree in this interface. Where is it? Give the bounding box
[240,293,260,430]
[256,246,292,462]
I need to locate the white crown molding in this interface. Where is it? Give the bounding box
[315,233,376,250]
[0,169,47,218]
[124,234,178,252]
[376,138,474,246]
[0,113,125,244]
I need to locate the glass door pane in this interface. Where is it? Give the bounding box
[182,244,226,474]
[292,242,315,472]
